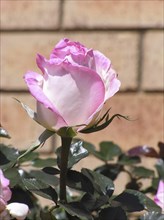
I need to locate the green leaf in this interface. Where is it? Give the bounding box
[82,141,122,162]
[158,142,164,159]
[40,210,57,220]
[23,178,58,203]
[0,125,11,139]
[59,202,93,220]
[0,144,19,168]
[51,207,67,220]
[19,151,39,163]
[95,164,123,181]
[81,193,108,211]
[56,141,89,169]
[42,167,60,175]
[32,158,57,168]
[66,170,94,194]
[112,189,161,213]
[82,169,114,197]
[18,129,55,161]
[112,190,144,212]
[93,142,122,162]
[99,207,127,220]
[4,168,21,187]
[68,141,89,168]
[118,154,141,165]
[82,140,96,153]
[30,170,59,187]
[155,159,164,179]
[132,166,154,178]
[151,178,159,189]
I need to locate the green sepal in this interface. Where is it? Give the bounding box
[57,127,77,138]
[81,111,129,134]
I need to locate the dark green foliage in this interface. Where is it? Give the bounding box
[0,132,163,220]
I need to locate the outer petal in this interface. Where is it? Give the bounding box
[36,54,63,75]
[107,67,121,100]
[24,71,68,131]
[41,60,105,127]
[93,50,121,101]
[94,50,112,74]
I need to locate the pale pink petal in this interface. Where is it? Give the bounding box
[7,203,29,220]
[0,169,9,188]
[36,54,63,75]
[2,187,12,203]
[50,38,88,64]
[0,169,12,202]
[42,60,105,127]
[106,67,121,100]
[93,50,121,101]
[94,50,111,74]
[24,71,67,131]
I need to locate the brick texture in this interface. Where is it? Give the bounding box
[1,32,139,91]
[1,0,60,29]
[142,31,164,91]
[1,94,53,152]
[63,0,164,29]
[79,93,163,151]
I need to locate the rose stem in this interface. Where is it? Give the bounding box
[59,136,72,202]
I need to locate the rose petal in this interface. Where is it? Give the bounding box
[0,169,9,187]
[0,169,12,202]
[6,203,29,220]
[24,71,68,131]
[39,60,105,127]
[94,50,121,100]
[50,38,87,59]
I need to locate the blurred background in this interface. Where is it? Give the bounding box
[1,0,163,167]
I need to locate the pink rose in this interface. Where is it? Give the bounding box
[0,170,29,219]
[154,180,164,211]
[24,38,120,133]
[0,169,12,208]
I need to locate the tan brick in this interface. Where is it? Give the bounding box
[1,33,61,90]
[79,93,163,151]
[1,94,54,152]
[142,31,164,91]
[1,0,60,29]
[1,32,139,90]
[63,0,164,28]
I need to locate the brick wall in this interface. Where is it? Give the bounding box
[1,0,164,158]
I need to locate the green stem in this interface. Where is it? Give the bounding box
[60,136,72,202]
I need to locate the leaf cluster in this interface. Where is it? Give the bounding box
[0,128,163,220]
